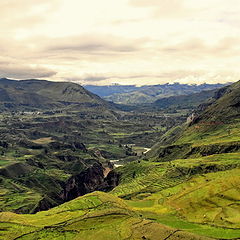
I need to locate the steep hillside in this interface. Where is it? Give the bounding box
[112,158,240,239]
[193,80,240,122]
[147,81,240,161]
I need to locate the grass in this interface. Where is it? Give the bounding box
[1,146,240,238]
[0,192,212,240]
[167,168,240,228]
[0,177,42,213]
[148,119,240,162]
[142,213,240,239]
[110,152,240,239]
[42,168,71,182]
[176,121,240,147]
[0,159,12,167]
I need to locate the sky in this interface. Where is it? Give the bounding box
[0,0,240,85]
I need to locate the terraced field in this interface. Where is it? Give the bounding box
[111,153,240,239]
[0,192,211,240]
[1,154,239,240]
[0,176,42,213]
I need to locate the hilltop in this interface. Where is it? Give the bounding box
[0,78,111,113]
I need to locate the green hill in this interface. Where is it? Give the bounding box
[111,157,240,239]
[193,80,240,122]
[0,78,112,113]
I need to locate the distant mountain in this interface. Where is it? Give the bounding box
[0,78,112,113]
[84,83,229,105]
[117,88,226,113]
[152,89,217,110]
[84,84,137,97]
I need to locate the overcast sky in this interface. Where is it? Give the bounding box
[1,0,239,85]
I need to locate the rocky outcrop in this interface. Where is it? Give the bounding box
[61,162,119,202]
[186,113,198,125]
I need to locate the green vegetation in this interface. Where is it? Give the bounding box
[0,79,240,239]
[0,176,42,213]
[0,192,212,240]
[175,120,240,146]
[111,154,240,239]
[0,94,184,213]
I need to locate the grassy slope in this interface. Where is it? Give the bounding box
[120,82,240,239]
[0,192,211,240]
[0,176,42,213]
[112,156,240,239]
[1,155,239,239]
[177,81,240,147]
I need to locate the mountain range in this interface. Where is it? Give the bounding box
[85,83,229,105]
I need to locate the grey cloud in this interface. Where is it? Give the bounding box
[82,76,109,82]
[76,70,206,83]
[46,35,145,54]
[49,43,138,53]
[0,64,57,79]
